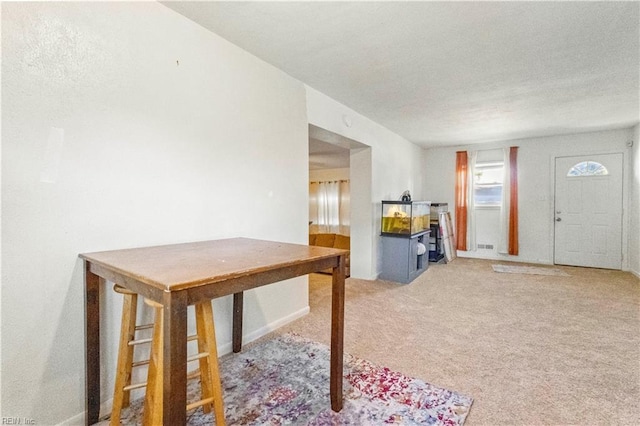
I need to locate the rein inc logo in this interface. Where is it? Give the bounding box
[1,418,35,425]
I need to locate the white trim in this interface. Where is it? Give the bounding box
[473,205,501,210]
[217,305,310,356]
[57,411,88,426]
[457,251,554,265]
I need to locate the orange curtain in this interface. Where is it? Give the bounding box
[508,147,519,255]
[455,151,468,251]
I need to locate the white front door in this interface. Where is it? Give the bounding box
[554,153,623,269]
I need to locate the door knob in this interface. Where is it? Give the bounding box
[556,217,562,222]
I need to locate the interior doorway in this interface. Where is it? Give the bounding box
[554,153,623,269]
[308,124,371,279]
[309,139,351,236]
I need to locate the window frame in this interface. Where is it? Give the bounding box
[567,161,609,177]
[473,160,504,208]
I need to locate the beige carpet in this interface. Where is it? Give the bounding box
[273,258,640,425]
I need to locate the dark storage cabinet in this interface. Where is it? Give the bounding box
[429,223,445,262]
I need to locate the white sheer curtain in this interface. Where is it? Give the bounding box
[498,147,511,254]
[466,151,477,251]
[309,180,350,235]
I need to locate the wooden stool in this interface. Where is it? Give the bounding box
[110,285,152,425]
[109,285,225,425]
[143,297,226,426]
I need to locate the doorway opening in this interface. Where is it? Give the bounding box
[308,124,371,283]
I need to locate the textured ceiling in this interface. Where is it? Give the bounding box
[163,1,639,148]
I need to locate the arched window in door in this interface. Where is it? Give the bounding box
[567,161,609,177]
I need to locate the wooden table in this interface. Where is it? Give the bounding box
[80,238,347,425]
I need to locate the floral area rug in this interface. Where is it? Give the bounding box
[492,264,570,276]
[105,333,473,425]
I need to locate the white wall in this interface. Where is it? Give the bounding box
[309,168,350,182]
[350,147,374,277]
[0,4,4,418]
[423,128,635,266]
[2,3,309,424]
[306,87,425,279]
[630,124,640,277]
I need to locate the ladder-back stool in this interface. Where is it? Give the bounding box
[110,285,226,425]
[143,297,225,425]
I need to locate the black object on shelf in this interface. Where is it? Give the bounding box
[429,222,445,262]
[428,203,449,263]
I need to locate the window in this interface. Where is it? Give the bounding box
[567,161,608,177]
[309,180,350,235]
[474,161,503,206]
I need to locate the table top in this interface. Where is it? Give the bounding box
[80,237,347,291]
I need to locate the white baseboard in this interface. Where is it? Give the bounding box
[458,252,640,276]
[57,305,310,426]
[217,305,310,356]
[456,251,553,265]
[57,410,89,426]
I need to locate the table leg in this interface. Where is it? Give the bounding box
[232,292,244,353]
[162,291,188,426]
[330,255,345,412]
[85,262,101,426]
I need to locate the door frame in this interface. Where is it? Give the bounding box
[308,124,373,279]
[551,150,629,270]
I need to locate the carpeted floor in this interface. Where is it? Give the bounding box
[273,258,640,425]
